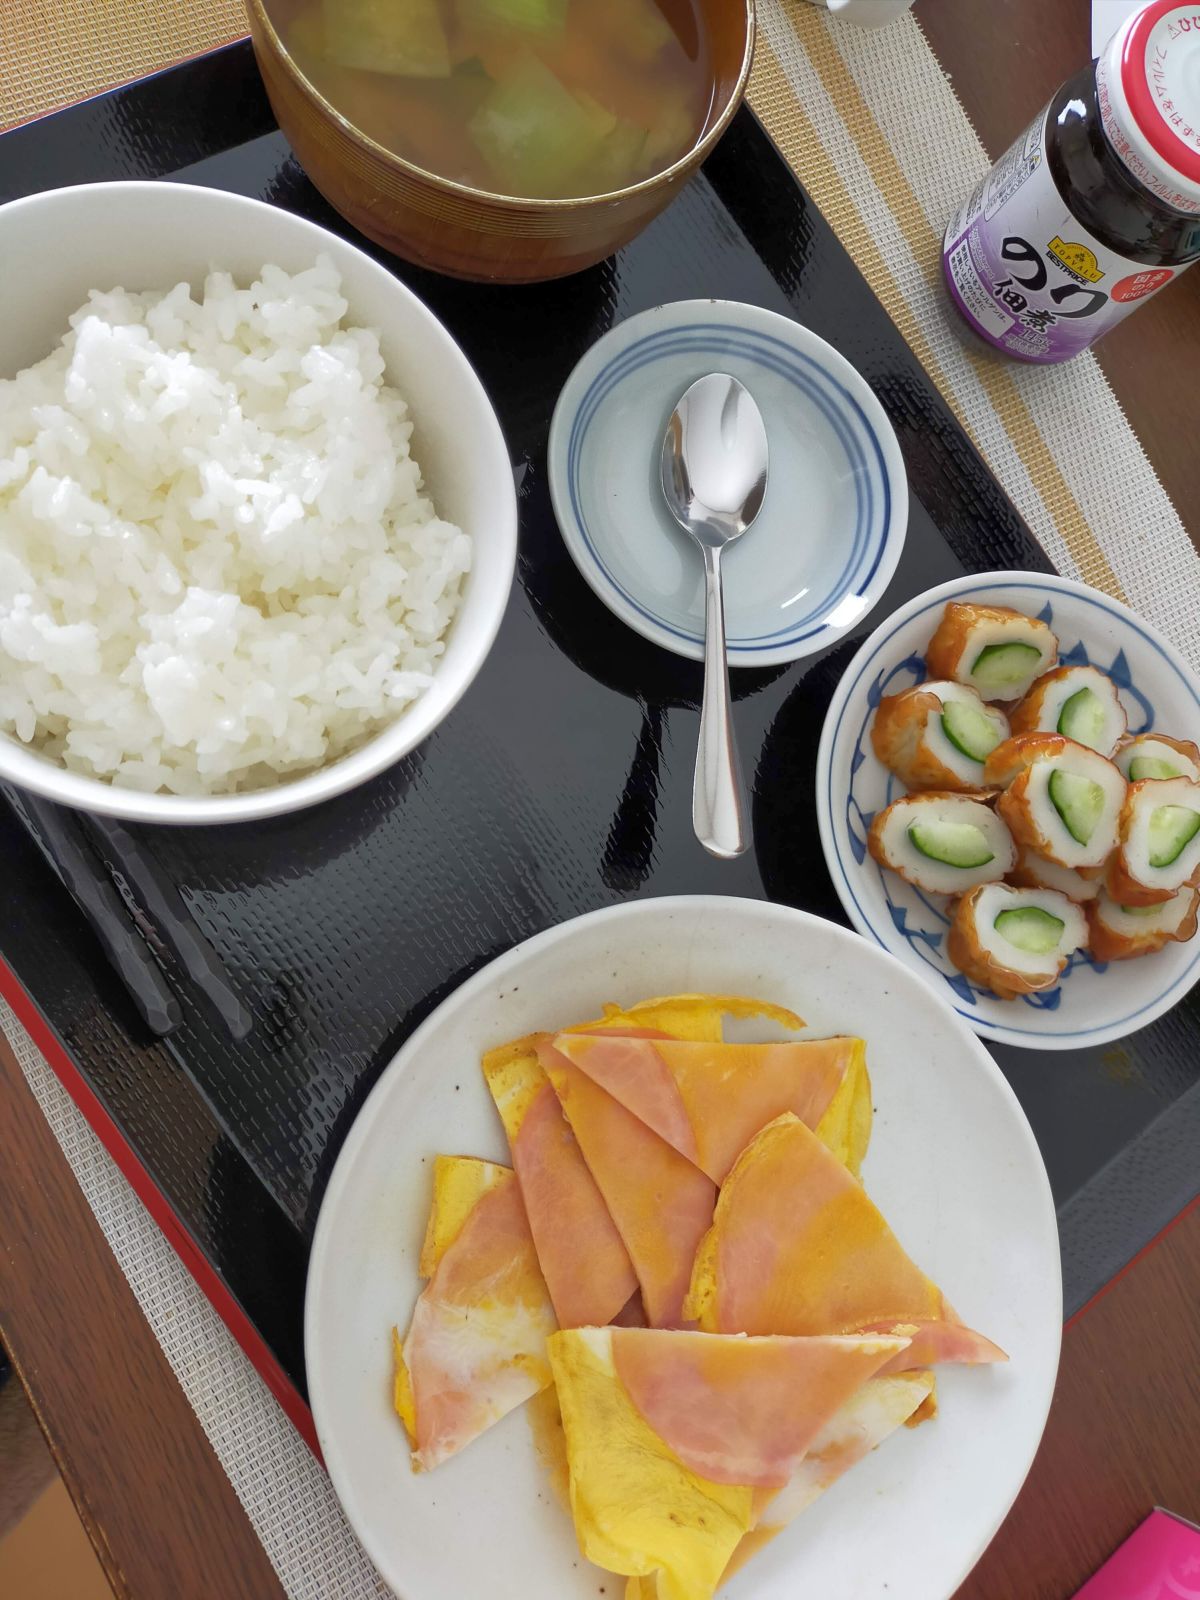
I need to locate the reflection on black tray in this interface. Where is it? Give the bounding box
[0,41,1195,1409]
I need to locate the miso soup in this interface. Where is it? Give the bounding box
[271,0,713,200]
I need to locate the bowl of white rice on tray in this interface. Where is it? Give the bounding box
[0,181,516,824]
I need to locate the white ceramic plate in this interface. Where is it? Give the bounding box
[817,571,1200,1051]
[306,896,1060,1600]
[546,301,908,666]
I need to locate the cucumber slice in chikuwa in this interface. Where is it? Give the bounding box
[908,821,996,869]
[941,700,1002,763]
[971,641,1042,690]
[994,906,1066,954]
[1147,804,1200,868]
[1048,768,1104,844]
[1057,688,1106,747]
[1120,903,1163,917]
[1130,755,1182,782]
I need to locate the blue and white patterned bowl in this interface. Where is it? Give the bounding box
[547,300,908,666]
[817,572,1200,1050]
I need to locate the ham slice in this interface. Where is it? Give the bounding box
[547,1326,754,1600]
[483,1035,638,1329]
[723,1371,938,1579]
[685,1113,1006,1371]
[539,1042,717,1329]
[549,1326,909,1600]
[396,1161,556,1471]
[553,1032,864,1182]
[609,1327,910,1488]
[868,1318,1008,1371]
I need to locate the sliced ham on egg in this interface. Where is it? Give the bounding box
[684,1113,1006,1372]
[548,1325,911,1600]
[550,1030,870,1183]
[723,1371,938,1580]
[394,1156,556,1472]
[538,1041,717,1329]
[482,1035,638,1329]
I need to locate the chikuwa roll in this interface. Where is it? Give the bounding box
[868,792,1016,895]
[948,883,1087,999]
[1008,845,1100,903]
[925,602,1057,703]
[1106,776,1200,907]
[1008,665,1126,755]
[871,681,1009,793]
[1112,732,1200,785]
[983,733,1126,870]
[1087,888,1199,962]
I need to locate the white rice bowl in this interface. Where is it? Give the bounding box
[0,256,472,796]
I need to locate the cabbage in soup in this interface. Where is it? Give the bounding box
[273,0,713,200]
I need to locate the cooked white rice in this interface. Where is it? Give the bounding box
[0,257,472,795]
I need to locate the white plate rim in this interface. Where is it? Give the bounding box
[546,300,909,667]
[816,570,1200,1050]
[305,894,1061,1600]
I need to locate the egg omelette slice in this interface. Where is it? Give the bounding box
[551,1031,871,1181]
[483,1034,640,1329]
[393,1154,557,1471]
[685,1113,1006,1370]
[538,1040,717,1329]
[548,1325,911,1600]
[481,994,805,1329]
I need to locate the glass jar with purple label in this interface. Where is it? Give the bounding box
[943,0,1200,364]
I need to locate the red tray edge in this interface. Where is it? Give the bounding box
[0,953,321,1461]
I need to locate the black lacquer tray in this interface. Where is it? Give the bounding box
[1,40,1196,1439]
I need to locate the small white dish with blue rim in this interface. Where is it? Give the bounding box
[817,571,1200,1051]
[547,300,908,667]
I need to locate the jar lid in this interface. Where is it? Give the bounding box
[1097,0,1200,215]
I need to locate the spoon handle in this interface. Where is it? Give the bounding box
[693,544,749,859]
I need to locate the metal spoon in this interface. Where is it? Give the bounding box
[661,373,768,859]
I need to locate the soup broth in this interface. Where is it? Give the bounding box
[271,0,713,200]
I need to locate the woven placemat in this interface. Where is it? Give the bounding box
[0,0,247,131]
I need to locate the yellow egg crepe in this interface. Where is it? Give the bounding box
[725,1370,937,1578]
[548,1326,910,1600]
[591,993,805,1043]
[538,1042,717,1329]
[482,1035,639,1329]
[394,1155,557,1471]
[481,996,804,1329]
[685,1114,1006,1370]
[552,1032,871,1182]
[393,992,1004,1596]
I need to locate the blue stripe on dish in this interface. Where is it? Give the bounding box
[564,322,893,652]
[829,578,1200,1042]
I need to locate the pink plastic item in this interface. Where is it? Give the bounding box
[1073,1509,1200,1599]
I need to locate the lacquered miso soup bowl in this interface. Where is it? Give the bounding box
[246,0,755,283]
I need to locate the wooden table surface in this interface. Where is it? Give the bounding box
[0,4,1196,1599]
